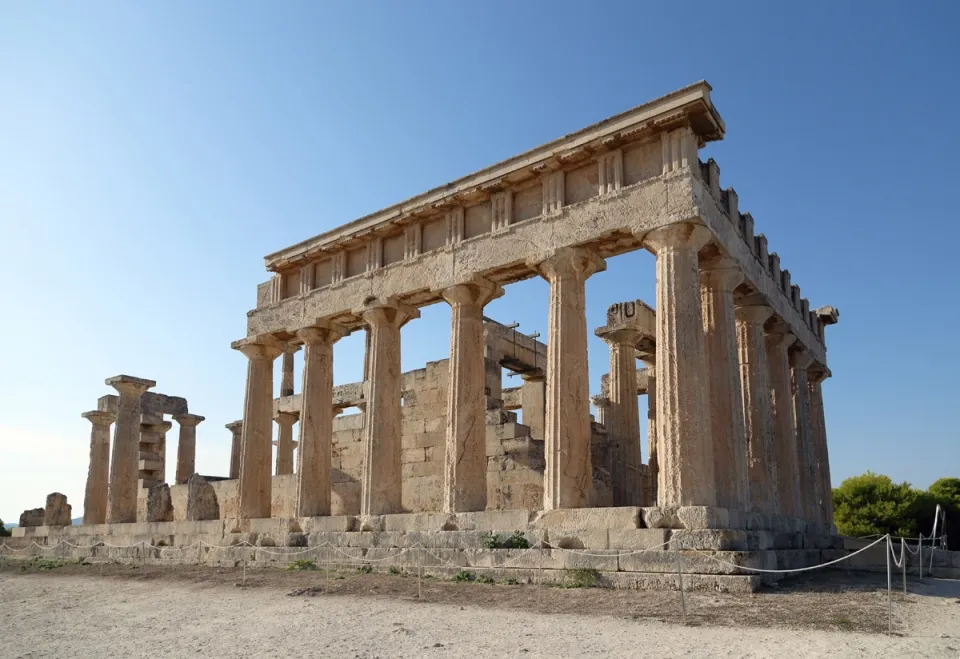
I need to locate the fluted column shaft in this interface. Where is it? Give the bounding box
[766,328,800,518]
[274,412,298,476]
[236,340,283,519]
[790,350,818,522]
[700,257,750,511]
[226,421,243,479]
[809,367,834,526]
[82,411,115,525]
[106,375,155,524]
[735,306,779,515]
[646,224,714,506]
[520,375,546,442]
[295,326,341,517]
[597,329,643,506]
[534,246,605,510]
[174,414,204,485]
[441,279,503,513]
[280,347,298,397]
[360,301,418,516]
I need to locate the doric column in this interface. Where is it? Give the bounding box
[295,325,342,517]
[639,355,657,507]
[644,224,714,506]
[225,420,243,479]
[790,348,818,522]
[520,375,546,441]
[280,345,299,397]
[700,256,750,511]
[359,299,419,516]
[81,410,115,525]
[233,337,284,520]
[484,347,503,401]
[105,375,155,524]
[441,278,504,513]
[765,325,801,519]
[532,246,605,510]
[734,305,779,515]
[173,414,204,485]
[595,327,643,507]
[590,395,609,426]
[273,411,298,476]
[808,364,834,527]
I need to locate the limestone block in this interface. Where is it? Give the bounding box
[531,507,640,532]
[561,549,619,572]
[548,530,609,550]
[185,475,220,521]
[607,529,671,550]
[145,484,174,523]
[43,493,72,527]
[676,506,729,529]
[452,510,532,531]
[670,529,748,551]
[640,507,678,529]
[19,508,45,527]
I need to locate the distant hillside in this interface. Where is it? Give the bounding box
[2,517,82,529]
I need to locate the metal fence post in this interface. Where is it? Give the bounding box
[674,543,687,623]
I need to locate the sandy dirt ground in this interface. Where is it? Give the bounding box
[1,564,958,658]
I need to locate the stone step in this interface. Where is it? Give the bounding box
[139,459,163,471]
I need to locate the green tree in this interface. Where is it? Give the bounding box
[832,472,918,538]
[0,520,10,538]
[928,478,960,505]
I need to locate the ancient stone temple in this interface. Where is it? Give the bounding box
[12,81,844,590]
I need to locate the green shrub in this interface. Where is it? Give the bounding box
[560,568,602,589]
[453,570,476,582]
[356,564,373,574]
[286,559,318,571]
[480,531,530,549]
[388,566,402,575]
[476,574,495,584]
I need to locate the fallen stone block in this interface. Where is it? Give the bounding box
[19,508,44,528]
[185,475,220,521]
[145,484,173,523]
[43,493,72,527]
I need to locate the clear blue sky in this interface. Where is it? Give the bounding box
[1,2,957,523]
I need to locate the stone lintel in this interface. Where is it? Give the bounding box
[602,299,656,336]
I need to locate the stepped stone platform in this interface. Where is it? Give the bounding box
[6,507,846,592]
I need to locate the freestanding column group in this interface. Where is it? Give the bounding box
[174,413,204,485]
[596,326,643,506]
[765,324,799,518]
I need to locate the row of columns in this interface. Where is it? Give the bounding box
[235,222,832,523]
[82,376,206,525]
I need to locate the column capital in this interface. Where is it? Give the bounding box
[789,348,815,370]
[297,323,345,346]
[595,326,645,348]
[105,374,156,396]
[439,277,504,308]
[225,420,243,432]
[590,394,610,409]
[643,222,711,253]
[808,362,832,383]
[357,297,420,329]
[520,372,546,383]
[274,410,299,426]
[81,410,115,427]
[530,246,605,281]
[232,335,285,361]
[764,320,796,351]
[173,413,205,428]
[282,343,302,355]
[699,255,743,291]
[734,304,773,325]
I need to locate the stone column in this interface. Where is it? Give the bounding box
[532,246,605,510]
[520,375,546,441]
[734,305,779,515]
[700,256,750,511]
[233,337,284,520]
[173,414,204,485]
[226,421,243,479]
[295,325,342,517]
[273,411,298,476]
[790,349,818,523]
[105,375,156,524]
[765,325,801,519]
[590,395,609,426]
[809,364,834,527]
[81,410,115,525]
[644,224,714,507]
[639,355,657,507]
[596,327,643,507]
[484,348,503,401]
[359,299,419,516]
[280,345,299,397]
[441,278,503,513]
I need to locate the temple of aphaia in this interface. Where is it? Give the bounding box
[10,81,847,590]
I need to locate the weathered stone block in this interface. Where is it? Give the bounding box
[145,484,173,523]
[43,493,72,527]
[607,529,670,550]
[532,507,640,532]
[671,529,747,551]
[676,506,728,529]
[185,475,220,521]
[19,508,44,528]
[640,506,678,529]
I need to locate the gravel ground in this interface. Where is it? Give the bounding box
[1,564,958,658]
